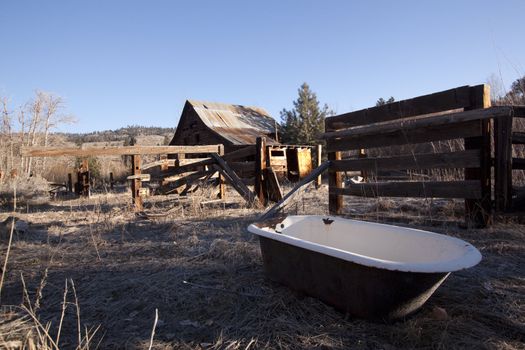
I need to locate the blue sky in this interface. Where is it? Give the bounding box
[1,0,524,133]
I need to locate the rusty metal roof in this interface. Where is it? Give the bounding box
[187,100,278,145]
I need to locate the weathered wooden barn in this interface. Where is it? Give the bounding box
[170,99,315,182]
[170,100,279,153]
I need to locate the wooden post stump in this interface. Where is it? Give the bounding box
[131,154,143,211]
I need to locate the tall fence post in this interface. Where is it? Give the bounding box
[494,113,513,212]
[255,137,266,205]
[131,154,143,211]
[464,84,492,227]
[316,144,322,188]
[328,151,342,214]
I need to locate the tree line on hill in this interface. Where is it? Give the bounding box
[63,125,175,145]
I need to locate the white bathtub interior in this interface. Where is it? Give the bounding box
[249,216,482,273]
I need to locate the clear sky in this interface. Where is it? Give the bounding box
[1,0,524,133]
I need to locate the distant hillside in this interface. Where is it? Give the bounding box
[60,125,176,145]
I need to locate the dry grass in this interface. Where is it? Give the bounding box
[0,176,50,207]
[0,184,524,349]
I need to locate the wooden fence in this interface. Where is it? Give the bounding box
[21,145,250,210]
[324,84,522,227]
[21,141,321,210]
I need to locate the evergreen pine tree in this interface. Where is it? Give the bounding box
[279,83,331,145]
[376,96,395,106]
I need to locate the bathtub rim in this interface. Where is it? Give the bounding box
[248,215,482,273]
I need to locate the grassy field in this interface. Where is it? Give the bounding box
[0,185,524,349]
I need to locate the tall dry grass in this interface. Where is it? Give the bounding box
[0,180,104,349]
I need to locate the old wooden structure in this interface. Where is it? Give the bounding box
[322,84,524,227]
[170,100,279,154]
[170,100,315,182]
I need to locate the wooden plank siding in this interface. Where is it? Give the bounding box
[222,146,256,161]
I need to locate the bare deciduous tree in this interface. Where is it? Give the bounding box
[0,90,75,179]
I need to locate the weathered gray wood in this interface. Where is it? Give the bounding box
[259,161,331,220]
[178,158,212,165]
[331,150,480,172]
[331,181,481,199]
[223,146,256,161]
[325,85,474,130]
[142,159,176,170]
[264,167,283,203]
[126,173,151,181]
[210,153,255,204]
[22,145,223,157]
[163,158,215,177]
[326,120,482,152]
[162,170,215,188]
[324,106,512,140]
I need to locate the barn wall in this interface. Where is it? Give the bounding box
[170,106,229,148]
[170,102,280,155]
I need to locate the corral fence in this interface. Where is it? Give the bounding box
[21,140,321,210]
[323,84,525,227]
[21,145,254,210]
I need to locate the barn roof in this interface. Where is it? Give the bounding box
[187,100,278,145]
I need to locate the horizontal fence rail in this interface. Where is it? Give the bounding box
[22,145,224,157]
[325,84,495,227]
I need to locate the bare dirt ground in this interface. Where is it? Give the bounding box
[1,184,524,349]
